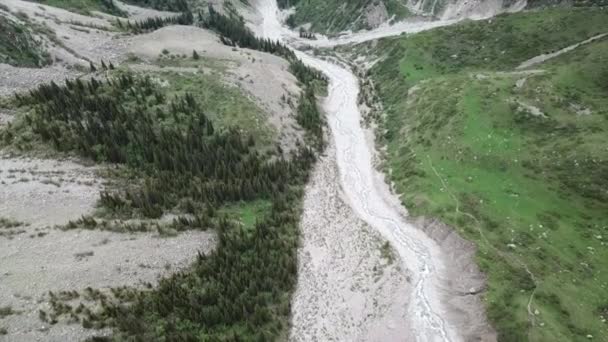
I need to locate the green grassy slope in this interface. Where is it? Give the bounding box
[361,8,608,341]
[281,0,411,34]
[149,70,277,148]
[0,15,51,67]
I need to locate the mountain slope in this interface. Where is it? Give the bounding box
[0,15,51,67]
[0,1,325,340]
[351,7,608,341]
[280,0,413,33]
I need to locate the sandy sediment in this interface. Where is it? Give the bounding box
[0,155,101,227]
[290,144,412,342]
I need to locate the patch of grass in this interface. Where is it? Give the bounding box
[0,306,15,318]
[379,241,395,264]
[218,199,272,231]
[363,8,608,342]
[0,217,25,229]
[154,70,277,149]
[153,53,229,72]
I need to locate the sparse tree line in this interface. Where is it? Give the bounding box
[299,28,315,39]
[201,6,326,86]
[201,4,327,150]
[202,5,295,60]
[296,86,325,150]
[88,59,115,72]
[116,11,194,33]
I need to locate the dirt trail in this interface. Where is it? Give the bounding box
[516,32,608,69]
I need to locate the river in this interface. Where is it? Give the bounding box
[249,0,523,340]
[252,0,459,340]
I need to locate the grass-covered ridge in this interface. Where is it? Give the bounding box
[0,15,51,67]
[370,8,608,85]
[361,7,608,341]
[280,0,411,34]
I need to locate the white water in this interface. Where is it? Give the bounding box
[253,0,525,340]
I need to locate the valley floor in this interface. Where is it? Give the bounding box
[291,143,412,341]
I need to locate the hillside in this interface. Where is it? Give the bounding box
[0,0,326,340]
[283,0,608,35]
[348,7,608,341]
[280,0,412,34]
[0,15,51,67]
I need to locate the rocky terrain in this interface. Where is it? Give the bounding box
[0,0,308,340]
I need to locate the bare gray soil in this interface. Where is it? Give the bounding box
[291,143,412,341]
[0,154,216,341]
